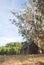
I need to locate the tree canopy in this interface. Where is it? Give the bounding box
[10,0,44,45]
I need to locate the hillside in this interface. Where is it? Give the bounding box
[0,55,44,65]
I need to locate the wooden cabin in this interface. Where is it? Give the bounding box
[20,41,42,54]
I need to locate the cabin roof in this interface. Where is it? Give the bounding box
[21,41,38,49]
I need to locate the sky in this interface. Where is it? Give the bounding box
[0,0,26,46]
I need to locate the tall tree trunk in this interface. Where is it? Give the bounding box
[37,40,42,54]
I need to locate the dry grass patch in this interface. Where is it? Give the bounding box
[0,55,44,65]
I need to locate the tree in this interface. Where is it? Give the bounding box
[10,0,44,53]
[0,48,5,55]
[38,0,44,15]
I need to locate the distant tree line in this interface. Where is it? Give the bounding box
[0,42,28,55]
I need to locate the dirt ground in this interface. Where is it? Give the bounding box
[0,55,44,65]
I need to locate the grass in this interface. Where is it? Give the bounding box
[0,55,44,65]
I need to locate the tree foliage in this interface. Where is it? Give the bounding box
[11,0,44,44]
[38,0,44,15]
[0,42,23,55]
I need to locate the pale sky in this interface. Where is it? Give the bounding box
[0,0,27,46]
